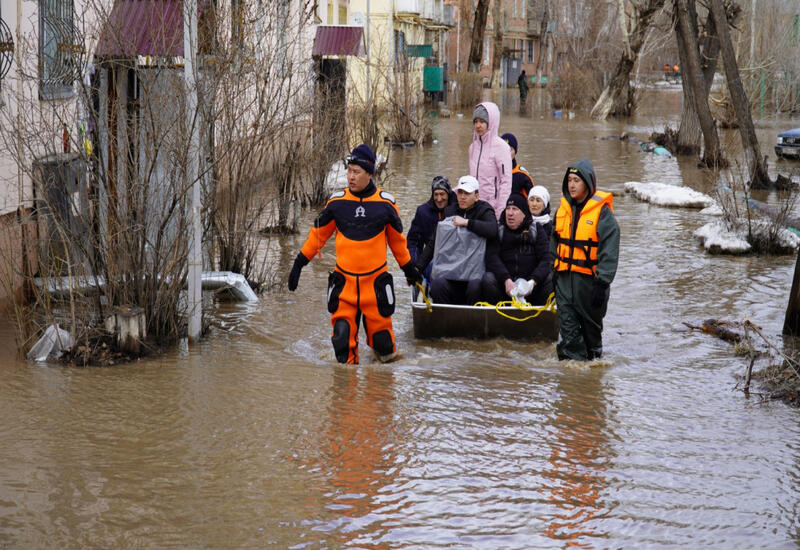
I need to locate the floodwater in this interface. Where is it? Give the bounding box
[1,87,800,548]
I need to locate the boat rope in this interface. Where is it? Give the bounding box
[415,281,433,312]
[473,292,556,322]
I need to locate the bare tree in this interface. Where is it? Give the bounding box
[468,0,491,72]
[674,0,723,167]
[591,0,667,119]
[489,0,503,87]
[674,5,720,154]
[708,0,771,188]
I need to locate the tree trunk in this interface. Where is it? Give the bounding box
[468,0,490,72]
[674,0,723,167]
[591,0,666,119]
[784,247,800,335]
[676,8,720,154]
[533,0,550,84]
[489,0,503,88]
[708,0,771,188]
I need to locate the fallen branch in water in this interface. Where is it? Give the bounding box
[685,318,800,406]
[683,318,742,343]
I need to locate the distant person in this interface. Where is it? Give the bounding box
[501,132,535,198]
[528,185,553,236]
[287,143,420,364]
[416,175,498,305]
[482,193,553,306]
[407,175,455,279]
[551,158,620,361]
[663,64,670,80]
[517,70,529,103]
[469,101,513,221]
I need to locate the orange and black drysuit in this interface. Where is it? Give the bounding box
[296,181,412,364]
[550,158,620,361]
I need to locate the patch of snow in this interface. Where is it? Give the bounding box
[699,203,723,216]
[694,221,751,254]
[624,181,715,208]
[694,218,800,255]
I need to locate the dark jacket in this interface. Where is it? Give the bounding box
[417,199,498,271]
[549,157,620,287]
[511,158,534,197]
[487,218,552,285]
[407,191,456,263]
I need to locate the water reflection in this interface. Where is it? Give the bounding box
[321,366,398,547]
[542,367,611,547]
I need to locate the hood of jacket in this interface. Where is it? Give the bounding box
[562,158,596,204]
[472,101,501,144]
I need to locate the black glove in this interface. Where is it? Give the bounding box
[401,262,422,286]
[590,279,609,309]
[287,253,310,291]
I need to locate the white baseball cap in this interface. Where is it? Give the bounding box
[455,175,479,193]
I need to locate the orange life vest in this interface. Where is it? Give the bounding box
[554,191,613,276]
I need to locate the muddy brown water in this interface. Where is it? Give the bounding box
[1,88,799,548]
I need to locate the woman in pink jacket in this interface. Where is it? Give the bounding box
[468,101,513,221]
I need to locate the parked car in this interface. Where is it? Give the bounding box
[775,128,800,159]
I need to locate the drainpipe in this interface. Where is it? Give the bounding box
[184,0,202,341]
[16,0,22,207]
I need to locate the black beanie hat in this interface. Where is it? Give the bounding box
[347,143,376,174]
[431,175,451,194]
[501,133,518,153]
[506,193,530,215]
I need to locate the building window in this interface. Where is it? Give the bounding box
[327,1,333,24]
[39,0,75,99]
[394,30,406,65]
[528,40,533,63]
[338,4,347,24]
[513,0,517,18]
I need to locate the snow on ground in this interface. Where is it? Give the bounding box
[624,181,715,208]
[699,203,723,216]
[694,218,800,255]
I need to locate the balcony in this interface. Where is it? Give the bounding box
[395,0,420,15]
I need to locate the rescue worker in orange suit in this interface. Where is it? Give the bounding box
[501,133,535,198]
[550,158,620,361]
[287,144,421,364]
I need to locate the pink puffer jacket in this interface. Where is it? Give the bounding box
[468,101,512,220]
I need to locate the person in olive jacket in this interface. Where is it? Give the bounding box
[482,193,553,305]
[416,175,498,305]
[550,158,620,361]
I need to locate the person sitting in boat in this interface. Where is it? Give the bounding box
[528,185,553,236]
[415,175,498,305]
[481,193,553,306]
[501,133,534,198]
[406,175,456,281]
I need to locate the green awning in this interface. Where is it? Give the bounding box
[406,44,433,58]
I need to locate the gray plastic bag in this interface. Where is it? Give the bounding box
[431,217,486,281]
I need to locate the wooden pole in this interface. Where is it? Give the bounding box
[783,247,800,335]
